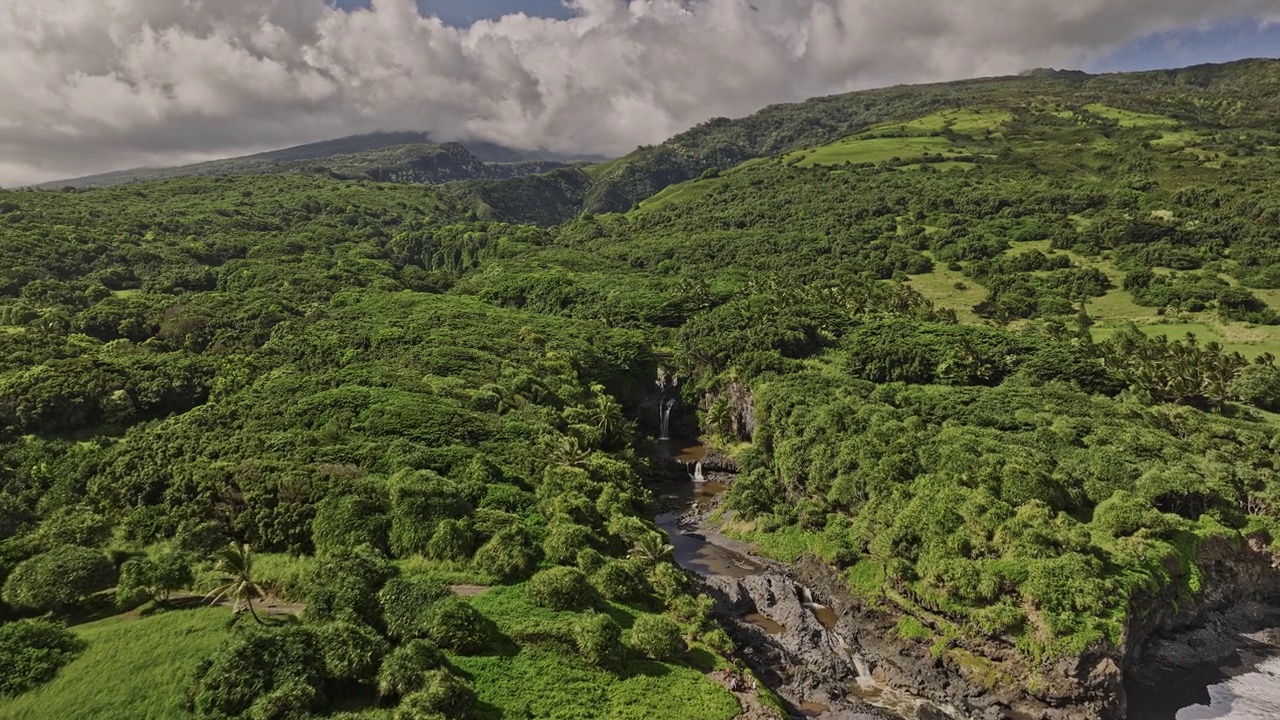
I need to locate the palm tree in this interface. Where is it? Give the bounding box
[629,531,675,566]
[205,542,263,624]
[706,399,732,436]
[590,393,628,447]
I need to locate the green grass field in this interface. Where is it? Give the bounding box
[791,136,955,167]
[0,607,230,720]
[1082,104,1179,129]
[458,586,739,720]
[905,261,988,322]
[788,107,1009,168]
[1003,240,1280,358]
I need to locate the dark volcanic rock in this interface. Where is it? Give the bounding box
[700,573,891,718]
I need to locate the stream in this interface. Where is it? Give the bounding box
[652,441,1280,720]
[653,440,914,720]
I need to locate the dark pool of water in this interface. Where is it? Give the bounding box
[798,700,830,717]
[744,612,786,635]
[1126,651,1280,720]
[652,446,768,579]
[807,603,839,632]
[655,439,707,464]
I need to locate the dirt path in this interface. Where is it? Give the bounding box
[168,583,490,616]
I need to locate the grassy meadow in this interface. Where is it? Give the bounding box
[0,607,230,720]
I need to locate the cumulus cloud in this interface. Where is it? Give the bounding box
[0,0,1276,186]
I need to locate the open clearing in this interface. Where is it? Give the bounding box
[0,607,229,720]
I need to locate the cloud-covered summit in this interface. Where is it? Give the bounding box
[1,0,1277,186]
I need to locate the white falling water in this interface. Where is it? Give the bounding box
[659,398,674,440]
[693,462,705,483]
[1177,656,1280,720]
[851,655,873,686]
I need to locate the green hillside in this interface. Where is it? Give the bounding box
[3,59,1280,719]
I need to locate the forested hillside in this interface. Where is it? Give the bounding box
[449,58,1280,224]
[2,58,1280,719]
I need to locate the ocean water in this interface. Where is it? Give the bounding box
[1172,656,1280,720]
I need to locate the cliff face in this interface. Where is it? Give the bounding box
[1124,534,1280,667]
[770,538,1280,720]
[787,556,1123,720]
[702,381,756,441]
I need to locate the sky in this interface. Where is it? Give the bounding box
[1,0,1278,187]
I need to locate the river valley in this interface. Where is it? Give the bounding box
[651,441,1280,720]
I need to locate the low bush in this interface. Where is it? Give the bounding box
[527,566,595,611]
[377,639,444,699]
[2,545,116,613]
[543,522,595,566]
[314,621,389,684]
[394,670,475,720]
[423,595,489,654]
[572,613,623,668]
[0,619,87,696]
[627,614,684,661]
[590,558,651,603]
[187,625,323,718]
[471,526,539,582]
[379,577,450,640]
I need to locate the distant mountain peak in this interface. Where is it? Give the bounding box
[38,132,607,189]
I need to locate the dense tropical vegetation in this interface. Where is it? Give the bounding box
[3,58,1280,716]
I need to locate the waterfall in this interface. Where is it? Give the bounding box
[693,462,705,483]
[659,398,674,440]
[852,654,873,687]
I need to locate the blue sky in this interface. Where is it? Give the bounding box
[337,1,1278,72]
[335,0,571,26]
[1091,18,1280,72]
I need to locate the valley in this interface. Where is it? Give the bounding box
[4,59,1280,719]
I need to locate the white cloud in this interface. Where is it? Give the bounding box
[0,0,1276,186]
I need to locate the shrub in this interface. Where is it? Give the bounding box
[543,522,595,566]
[379,576,450,640]
[423,595,488,654]
[377,639,444,698]
[1232,363,1280,411]
[471,526,539,582]
[576,548,606,574]
[648,562,690,603]
[389,471,470,559]
[627,614,684,661]
[699,627,734,657]
[1093,491,1170,538]
[425,519,476,562]
[666,593,714,627]
[572,613,622,668]
[304,545,396,628]
[246,680,317,720]
[116,549,194,607]
[2,545,115,613]
[188,625,323,718]
[312,492,388,556]
[590,558,651,603]
[394,670,475,720]
[527,567,595,611]
[314,621,389,683]
[0,619,87,696]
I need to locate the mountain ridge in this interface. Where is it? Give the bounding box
[34,132,606,189]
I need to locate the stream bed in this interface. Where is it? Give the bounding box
[652,442,1280,720]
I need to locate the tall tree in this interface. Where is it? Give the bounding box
[205,542,263,624]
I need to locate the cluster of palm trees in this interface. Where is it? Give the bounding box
[1099,325,1256,410]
